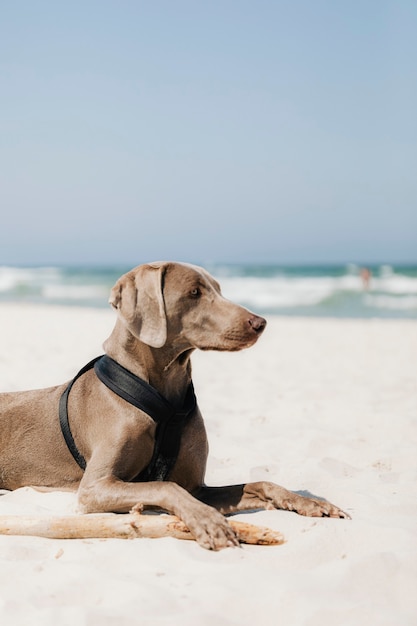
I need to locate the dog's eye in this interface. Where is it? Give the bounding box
[190,287,201,298]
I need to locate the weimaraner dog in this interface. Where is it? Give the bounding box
[0,262,348,549]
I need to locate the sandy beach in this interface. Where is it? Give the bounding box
[0,303,416,626]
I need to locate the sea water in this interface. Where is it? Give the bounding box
[0,263,416,319]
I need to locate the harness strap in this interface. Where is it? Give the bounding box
[94,356,176,423]
[134,382,196,482]
[58,355,196,481]
[59,356,102,471]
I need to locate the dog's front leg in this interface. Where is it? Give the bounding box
[77,474,240,550]
[194,482,350,519]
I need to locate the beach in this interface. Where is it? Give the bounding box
[0,303,416,625]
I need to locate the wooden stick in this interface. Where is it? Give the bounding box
[0,513,284,546]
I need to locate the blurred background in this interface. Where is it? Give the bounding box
[1,1,416,317]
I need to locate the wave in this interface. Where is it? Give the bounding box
[0,263,416,318]
[218,267,417,316]
[364,294,417,311]
[0,266,61,293]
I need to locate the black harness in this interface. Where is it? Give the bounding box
[59,355,197,481]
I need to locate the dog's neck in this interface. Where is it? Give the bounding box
[103,321,193,406]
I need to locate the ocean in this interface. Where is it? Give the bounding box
[0,263,416,319]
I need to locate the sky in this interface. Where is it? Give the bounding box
[1,0,416,266]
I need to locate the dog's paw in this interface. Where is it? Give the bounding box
[184,505,240,550]
[249,482,350,520]
[287,493,350,519]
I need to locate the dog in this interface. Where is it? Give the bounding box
[0,262,348,549]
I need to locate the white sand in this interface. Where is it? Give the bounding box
[0,303,416,626]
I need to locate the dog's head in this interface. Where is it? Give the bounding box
[109,262,266,351]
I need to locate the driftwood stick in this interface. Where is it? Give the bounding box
[0,513,284,546]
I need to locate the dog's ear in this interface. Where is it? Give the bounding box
[109,263,167,348]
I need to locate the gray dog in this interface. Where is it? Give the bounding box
[0,262,348,549]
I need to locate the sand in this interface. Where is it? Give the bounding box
[0,303,416,626]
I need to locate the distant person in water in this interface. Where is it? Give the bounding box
[360,267,372,290]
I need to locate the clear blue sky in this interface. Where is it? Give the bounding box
[1,1,416,266]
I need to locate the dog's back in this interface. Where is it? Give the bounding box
[0,384,81,489]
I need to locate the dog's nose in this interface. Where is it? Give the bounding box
[248,315,267,334]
